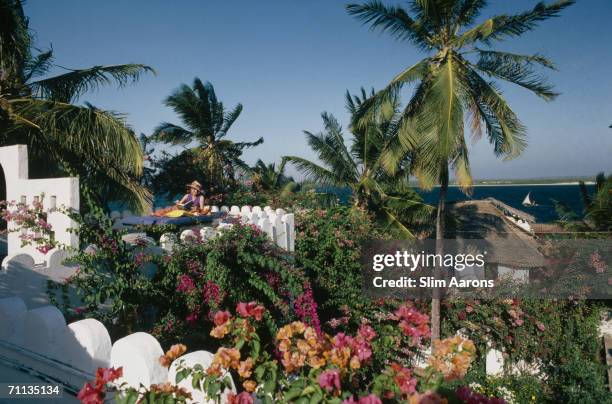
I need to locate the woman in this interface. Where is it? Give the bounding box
[176,181,205,211]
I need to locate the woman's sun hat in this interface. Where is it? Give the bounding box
[186,180,202,191]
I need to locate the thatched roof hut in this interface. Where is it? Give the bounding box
[447,199,545,269]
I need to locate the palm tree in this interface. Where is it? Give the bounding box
[347,0,573,339]
[284,89,432,237]
[250,159,298,194]
[1,0,155,211]
[152,78,263,191]
[555,173,612,232]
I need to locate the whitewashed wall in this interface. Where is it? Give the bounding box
[113,205,296,252]
[0,296,234,403]
[0,145,79,268]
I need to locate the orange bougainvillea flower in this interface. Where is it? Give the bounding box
[243,380,257,393]
[428,336,475,382]
[159,344,187,368]
[213,347,241,370]
[238,358,254,378]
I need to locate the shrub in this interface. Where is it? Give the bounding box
[443,299,610,403]
[294,206,385,319]
[151,223,318,345]
[80,303,483,404]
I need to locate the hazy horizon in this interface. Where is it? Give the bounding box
[24,0,612,181]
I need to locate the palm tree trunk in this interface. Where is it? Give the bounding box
[431,163,449,342]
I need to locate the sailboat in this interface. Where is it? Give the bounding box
[522,192,537,207]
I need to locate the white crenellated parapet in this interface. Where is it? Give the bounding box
[230,206,240,216]
[210,205,220,213]
[23,305,68,361]
[180,229,198,244]
[0,296,27,344]
[486,348,504,376]
[0,145,79,269]
[168,351,236,403]
[0,296,234,399]
[111,332,168,388]
[64,319,113,374]
[221,206,230,213]
[0,253,79,308]
[282,214,295,252]
[200,227,216,241]
[160,233,178,252]
[252,206,262,214]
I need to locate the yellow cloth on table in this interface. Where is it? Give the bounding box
[164,209,193,218]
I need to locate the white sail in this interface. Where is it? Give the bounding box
[522,192,534,206]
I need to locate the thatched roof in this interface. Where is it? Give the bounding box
[447,199,545,269]
[485,197,536,223]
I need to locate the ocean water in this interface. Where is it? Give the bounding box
[419,184,595,223]
[325,184,595,223]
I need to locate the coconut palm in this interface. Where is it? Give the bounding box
[347,0,573,339]
[284,89,432,237]
[0,0,155,211]
[250,159,298,193]
[152,78,263,190]
[555,173,612,232]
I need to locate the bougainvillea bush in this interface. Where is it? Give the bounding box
[0,195,59,254]
[78,302,496,404]
[443,299,610,403]
[294,207,385,318]
[55,218,320,346]
[150,223,320,346]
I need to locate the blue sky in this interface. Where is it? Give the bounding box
[25,0,612,180]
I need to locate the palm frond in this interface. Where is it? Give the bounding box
[456,0,575,46]
[8,98,150,211]
[23,49,54,82]
[0,0,31,82]
[283,156,345,187]
[453,0,488,29]
[219,103,243,137]
[151,122,194,145]
[475,50,558,100]
[354,58,430,129]
[30,64,155,103]
[465,67,527,159]
[346,0,432,49]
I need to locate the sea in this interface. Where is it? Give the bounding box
[328,184,596,223]
[146,183,595,224]
[418,184,595,223]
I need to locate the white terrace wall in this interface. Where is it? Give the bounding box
[0,145,79,267]
[0,296,235,403]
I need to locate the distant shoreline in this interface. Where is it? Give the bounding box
[460,181,596,187]
[410,181,596,187]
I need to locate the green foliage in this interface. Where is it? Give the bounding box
[0,0,154,212]
[150,78,263,193]
[294,206,382,316]
[443,299,610,402]
[346,0,573,189]
[285,90,432,237]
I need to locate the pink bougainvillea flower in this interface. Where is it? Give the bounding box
[236,302,265,321]
[536,321,546,332]
[214,310,231,326]
[357,394,382,404]
[94,367,123,388]
[318,369,341,393]
[358,324,377,342]
[390,363,417,395]
[227,391,254,404]
[77,383,103,404]
[176,275,196,293]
